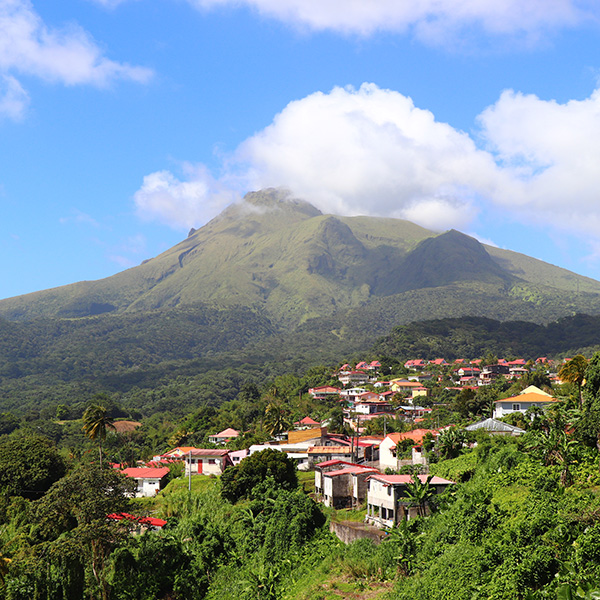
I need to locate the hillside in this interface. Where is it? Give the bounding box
[2,188,600,326]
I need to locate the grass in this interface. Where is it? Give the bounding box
[298,470,315,493]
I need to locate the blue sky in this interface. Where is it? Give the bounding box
[2,0,600,299]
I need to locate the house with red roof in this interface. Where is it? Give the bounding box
[338,370,371,386]
[184,449,232,476]
[294,416,321,430]
[404,359,427,370]
[321,465,380,509]
[120,466,170,497]
[308,386,341,400]
[208,428,240,444]
[365,474,455,527]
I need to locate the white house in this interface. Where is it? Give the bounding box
[379,429,437,471]
[365,474,455,528]
[121,467,170,498]
[492,386,557,419]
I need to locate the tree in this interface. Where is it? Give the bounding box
[435,427,467,460]
[404,475,435,518]
[263,401,291,437]
[30,464,137,600]
[0,433,66,499]
[82,404,115,466]
[559,355,588,408]
[221,449,298,503]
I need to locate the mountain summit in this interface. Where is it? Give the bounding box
[2,188,600,325]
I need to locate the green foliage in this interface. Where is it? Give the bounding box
[220,449,298,503]
[0,432,66,499]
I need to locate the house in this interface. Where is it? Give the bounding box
[368,361,381,371]
[389,379,425,395]
[338,370,371,386]
[480,364,510,384]
[353,398,394,415]
[208,428,240,444]
[307,445,356,466]
[229,448,249,465]
[308,386,341,400]
[404,359,427,370]
[120,466,170,497]
[314,459,362,497]
[365,474,455,528]
[339,387,369,403]
[185,449,232,476]
[294,416,321,430]
[155,446,196,460]
[429,358,448,367]
[492,386,557,419]
[465,418,526,436]
[321,466,379,509]
[379,429,438,470]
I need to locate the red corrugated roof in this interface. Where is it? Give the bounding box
[122,467,170,479]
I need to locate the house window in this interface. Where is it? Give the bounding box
[512,403,521,411]
[387,486,392,496]
[208,459,216,465]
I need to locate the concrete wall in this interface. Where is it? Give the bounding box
[329,521,385,545]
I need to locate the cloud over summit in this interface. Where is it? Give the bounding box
[135,83,600,248]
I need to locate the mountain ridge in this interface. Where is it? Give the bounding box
[2,188,600,325]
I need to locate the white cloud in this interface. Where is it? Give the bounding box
[0,0,152,120]
[189,0,592,39]
[133,164,240,229]
[478,88,600,235]
[0,74,28,119]
[236,83,499,230]
[134,82,600,245]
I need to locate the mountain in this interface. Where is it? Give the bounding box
[2,188,600,327]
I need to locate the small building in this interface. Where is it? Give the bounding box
[185,449,232,476]
[480,364,510,385]
[120,467,170,498]
[322,466,379,509]
[308,445,356,467]
[208,428,240,444]
[379,429,438,471]
[492,386,557,419]
[294,416,321,430]
[308,386,341,400]
[338,370,371,386]
[365,474,455,528]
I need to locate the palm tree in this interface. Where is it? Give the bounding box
[405,475,435,517]
[263,401,291,437]
[559,355,588,408]
[82,404,115,466]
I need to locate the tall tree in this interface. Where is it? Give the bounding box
[82,404,115,466]
[559,355,588,408]
[263,401,291,438]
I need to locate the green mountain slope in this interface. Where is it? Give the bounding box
[2,188,600,326]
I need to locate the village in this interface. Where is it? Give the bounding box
[112,355,566,533]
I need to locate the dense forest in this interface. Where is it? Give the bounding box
[2,310,600,423]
